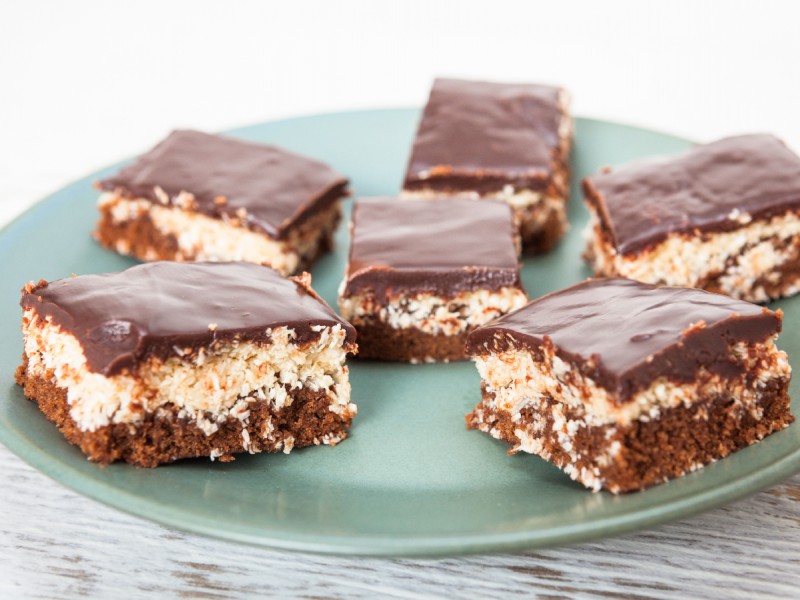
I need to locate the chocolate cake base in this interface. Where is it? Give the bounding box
[519,199,568,254]
[467,383,793,493]
[353,319,468,362]
[16,358,353,468]
[94,210,180,262]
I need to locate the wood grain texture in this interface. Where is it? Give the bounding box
[1,443,798,599]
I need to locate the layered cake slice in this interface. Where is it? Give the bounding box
[466,278,793,493]
[339,198,528,362]
[16,262,357,467]
[402,77,573,253]
[95,130,349,275]
[583,134,800,302]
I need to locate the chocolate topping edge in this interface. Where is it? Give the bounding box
[21,263,356,376]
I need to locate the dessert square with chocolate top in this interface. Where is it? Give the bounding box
[466,278,793,493]
[16,262,358,467]
[95,130,349,275]
[402,78,573,253]
[339,198,527,362]
[583,134,800,302]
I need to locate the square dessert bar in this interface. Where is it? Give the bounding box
[402,78,573,253]
[16,262,357,467]
[466,278,793,493]
[583,134,800,302]
[339,197,527,362]
[95,130,349,276]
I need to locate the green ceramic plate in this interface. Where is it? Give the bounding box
[0,110,798,557]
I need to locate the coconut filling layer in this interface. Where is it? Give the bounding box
[584,209,800,302]
[339,287,529,336]
[22,310,356,451]
[98,193,339,276]
[471,339,790,489]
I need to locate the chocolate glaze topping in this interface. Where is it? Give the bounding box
[98,130,348,240]
[22,262,355,376]
[584,134,800,255]
[403,78,564,194]
[344,198,523,297]
[466,278,782,401]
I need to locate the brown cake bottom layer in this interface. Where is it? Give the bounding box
[353,319,468,362]
[94,199,341,276]
[518,196,568,254]
[15,358,353,468]
[467,382,793,493]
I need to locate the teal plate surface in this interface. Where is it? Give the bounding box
[0,110,798,556]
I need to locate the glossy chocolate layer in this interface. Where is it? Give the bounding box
[584,134,800,255]
[403,78,564,193]
[22,262,356,376]
[99,130,348,240]
[466,278,782,401]
[344,198,523,297]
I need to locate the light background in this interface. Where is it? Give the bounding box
[1,0,798,222]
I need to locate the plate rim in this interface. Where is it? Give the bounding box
[1,108,798,557]
[3,408,799,556]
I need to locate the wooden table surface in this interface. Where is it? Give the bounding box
[1,446,798,598]
[1,177,799,599]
